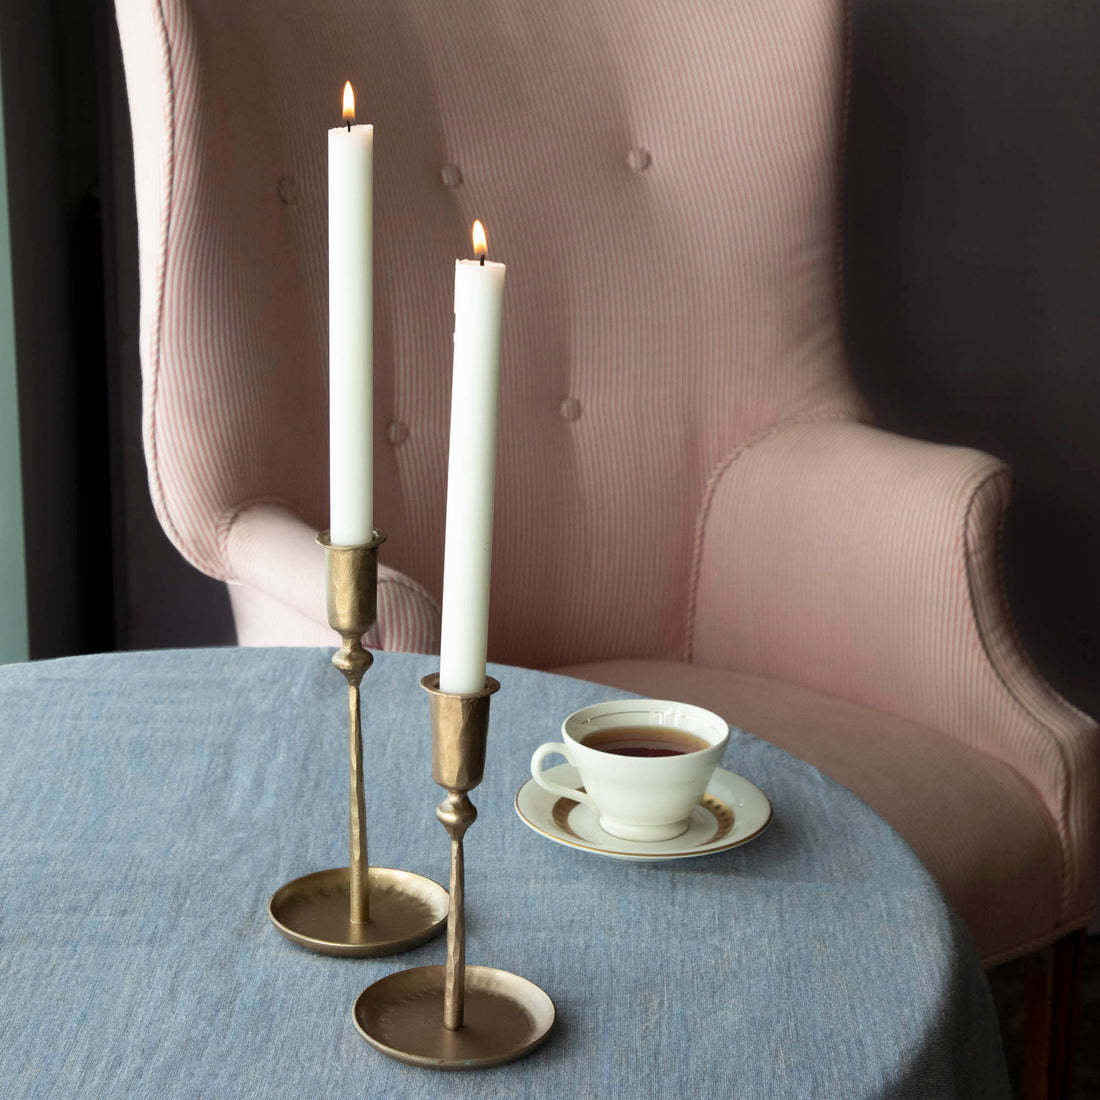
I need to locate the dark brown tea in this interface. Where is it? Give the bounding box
[581,726,710,758]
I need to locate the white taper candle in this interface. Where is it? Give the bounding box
[328,81,373,546]
[439,222,506,694]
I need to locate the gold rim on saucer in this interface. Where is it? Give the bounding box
[551,790,737,845]
[514,765,772,861]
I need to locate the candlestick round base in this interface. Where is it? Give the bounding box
[268,867,448,957]
[353,964,554,1069]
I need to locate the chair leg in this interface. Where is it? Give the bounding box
[1023,930,1086,1100]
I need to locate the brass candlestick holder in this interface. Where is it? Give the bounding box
[352,673,555,1069]
[267,531,448,956]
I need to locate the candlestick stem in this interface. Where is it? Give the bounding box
[437,791,477,1029]
[334,635,372,924]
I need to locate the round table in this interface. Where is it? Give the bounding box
[0,647,1009,1098]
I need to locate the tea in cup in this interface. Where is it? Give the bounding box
[530,700,729,842]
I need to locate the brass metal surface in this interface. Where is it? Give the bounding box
[420,673,500,791]
[352,675,553,1069]
[318,529,386,922]
[268,530,447,958]
[352,964,555,1069]
[317,529,385,637]
[437,791,478,1029]
[269,866,448,957]
[420,674,499,1031]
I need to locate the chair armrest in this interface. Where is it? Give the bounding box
[223,503,441,654]
[690,419,1098,924]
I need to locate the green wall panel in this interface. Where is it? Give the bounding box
[0,50,28,665]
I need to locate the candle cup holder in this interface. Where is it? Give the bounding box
[352,673,555,1069]
[268,531,448,957]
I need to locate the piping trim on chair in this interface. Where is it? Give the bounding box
[980,911,1095,969]
[143,0,193,572]
[833,0,855,377]
[683,407,857,663]
[961,466,1087,927]
[218,496,288,583]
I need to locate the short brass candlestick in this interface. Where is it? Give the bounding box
[352,673,555,1069]
[267,531,448,957]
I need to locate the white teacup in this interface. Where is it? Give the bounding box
[530,699,729,842]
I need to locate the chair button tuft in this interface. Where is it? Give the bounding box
[559,397,582,422]
[440,163,464,189]
[627,148,651,173]
[276,175,299,204]
[386,420,410,446]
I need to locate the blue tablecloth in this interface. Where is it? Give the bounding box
[0,648,1009,1098]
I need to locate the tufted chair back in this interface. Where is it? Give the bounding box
[114,0,867,664]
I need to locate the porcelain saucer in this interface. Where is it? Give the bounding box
[514,763,772,862]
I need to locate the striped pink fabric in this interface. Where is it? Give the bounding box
[113,0,1098,961]
[224,503,440,653]
[688,419,1099,932]
[113,0,865,665]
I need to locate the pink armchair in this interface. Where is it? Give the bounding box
[114,0,1097,1093]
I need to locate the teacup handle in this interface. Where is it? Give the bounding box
[530,742,599,813]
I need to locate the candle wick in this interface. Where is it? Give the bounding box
[479,255,485,267]
[346,120,351,132]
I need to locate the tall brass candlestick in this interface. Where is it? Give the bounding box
[352,673,555,1069]
[428,676,493,1032]
[324,531,378,926]
[267,531,448,957]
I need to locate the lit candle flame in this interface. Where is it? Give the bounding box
[342,81,355,123]
[472,220,487,260]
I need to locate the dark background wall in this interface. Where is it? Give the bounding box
[1,0,121,657]
[844,0,1098,721]
[3,0,1096,725]
[0,0,235,653]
